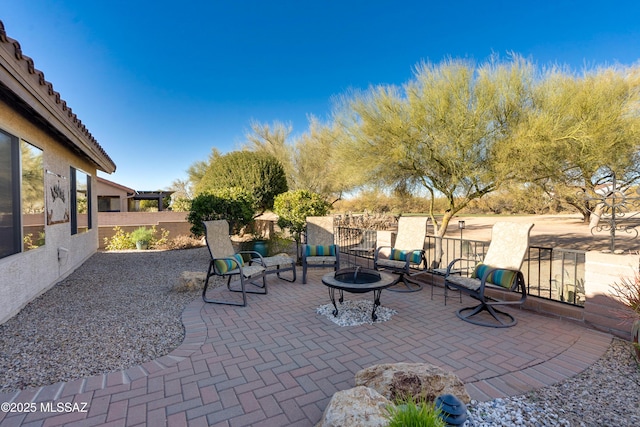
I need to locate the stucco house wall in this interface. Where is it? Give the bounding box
[0,21,116,324]
[96,177,133,212]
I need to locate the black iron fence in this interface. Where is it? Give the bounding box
[335,226,586,307]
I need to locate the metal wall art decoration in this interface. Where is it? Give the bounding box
[46,170,69,225]
[584,172,640,252]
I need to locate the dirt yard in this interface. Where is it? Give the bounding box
[440,214,640,252]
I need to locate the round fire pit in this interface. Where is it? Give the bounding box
[322,267,398,321]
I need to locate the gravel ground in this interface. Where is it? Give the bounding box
[0,247,210,393]
[1,248,638,426]
[468,338,640,426]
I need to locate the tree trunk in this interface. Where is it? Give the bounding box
[431,211,455,269]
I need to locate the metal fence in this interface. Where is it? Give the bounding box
[335,226,586,307]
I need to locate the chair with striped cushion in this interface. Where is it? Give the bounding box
[374,216,428,292]
[302,216,340,284]
[202,220,267,306]
[444,221,533,327]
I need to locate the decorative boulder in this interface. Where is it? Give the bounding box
[355,362,470,404]
[175,271,207,292]
[316,386,391,427]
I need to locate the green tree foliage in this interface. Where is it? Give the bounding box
[337,56,533,236]
[195,151,288,214]
[500,65,640,222]
[245,120,295,187]
[245,119,349,204]
[187,187,255,237]
[273,190,330,244]
[188,148,221,184]
[293,117,355,204]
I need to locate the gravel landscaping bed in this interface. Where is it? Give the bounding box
[0,247,211,394]
[0,247,638,426]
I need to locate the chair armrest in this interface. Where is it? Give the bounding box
[239,250,264,264]
[374,245,392,262]
[445,258,467,276]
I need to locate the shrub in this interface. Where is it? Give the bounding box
[149,226,170,248]
[196,151,288,214]
[187,187,256,237]
[130,227,154,245]
[385,397,446,427]
[104,226,136,250]
[610,272,640,321]
[273,190,330,244]
[265,233,296,256]
[610,272,640,358]
[156,234,204,250]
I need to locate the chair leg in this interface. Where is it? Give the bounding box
[202,264,248,307]
[276,265,296,282]
[302,264,307,284]
[387,274,423,293]
[456,302,517,328]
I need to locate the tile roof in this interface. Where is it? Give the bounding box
[0,20,116,173]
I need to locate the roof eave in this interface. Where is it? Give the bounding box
[0,21,116,174]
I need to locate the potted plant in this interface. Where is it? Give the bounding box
[130,227,154,250]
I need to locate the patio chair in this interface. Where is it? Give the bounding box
[350,229,378,256]
[374,216,428,292]
[444,221,533,328]
[202,220,267,306]
[302,216,340,284]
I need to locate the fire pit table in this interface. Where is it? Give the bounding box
[321,267,399,321]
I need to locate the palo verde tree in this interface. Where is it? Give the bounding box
[195,150,288,215]
[292,117,357,204]
[337,56,534,245]
[246,118,354,204]
[499,65,640,223]
[244,120,296,189]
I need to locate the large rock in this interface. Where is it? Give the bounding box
[355,362,470,404]
[316,386,391,427]
[175,271,207,292]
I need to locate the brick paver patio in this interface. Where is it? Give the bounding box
[0,269,611,426]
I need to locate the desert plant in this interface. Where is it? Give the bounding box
[610,272,640,321]
[385,396,446,427]
[610,272,640,358]
[104,226,136,250]
[149,226,169,248]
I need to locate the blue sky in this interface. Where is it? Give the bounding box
[3,1,640,191]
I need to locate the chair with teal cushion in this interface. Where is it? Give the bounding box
[302,216,340,284]
[202,220,267,306]
[374,217,428,292]
[444,222,533,327]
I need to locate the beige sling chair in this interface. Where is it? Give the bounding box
[202,220,267,306]
[374,216,428,292]
[444,222,533,327]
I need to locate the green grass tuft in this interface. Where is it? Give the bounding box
[385,396,446,427]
